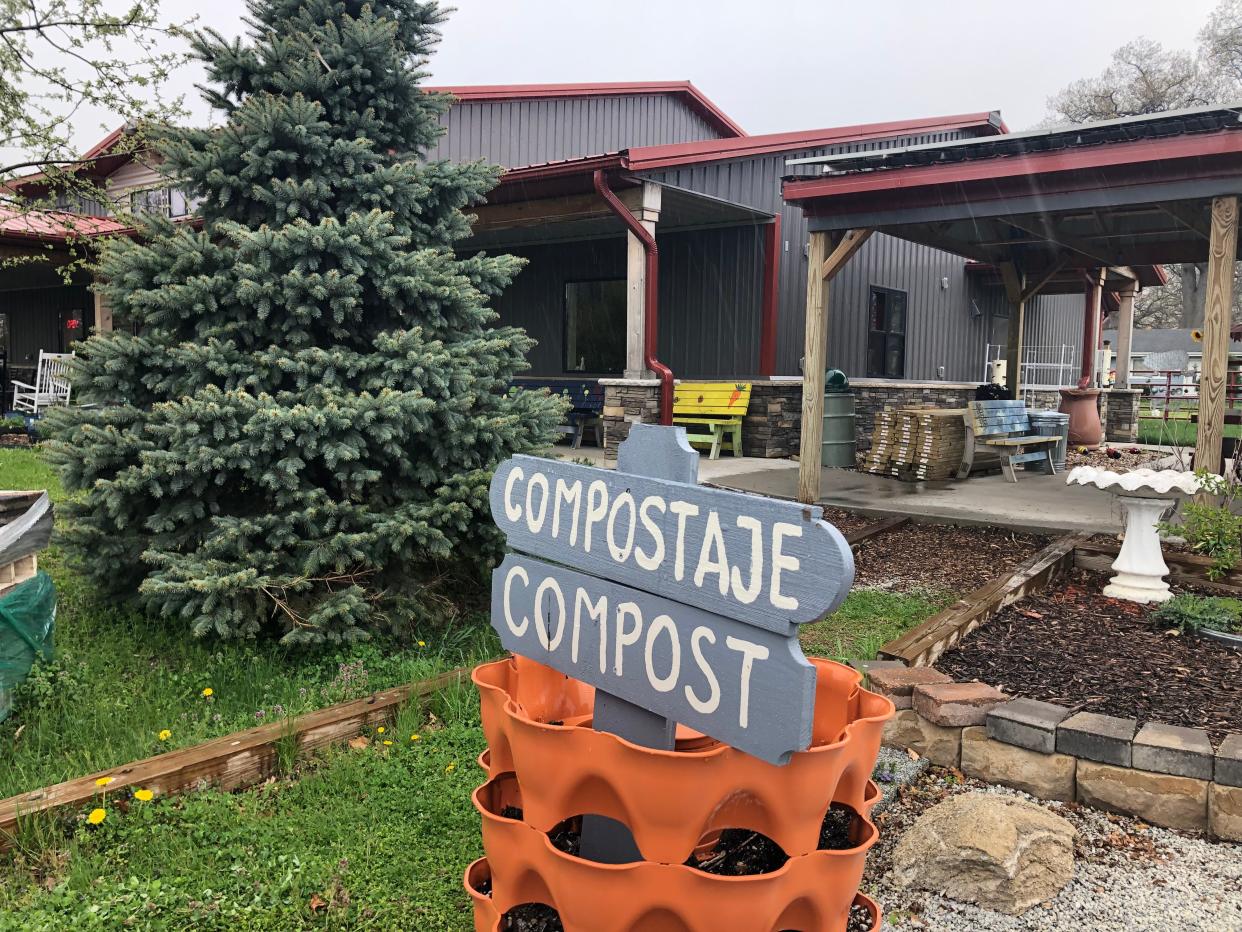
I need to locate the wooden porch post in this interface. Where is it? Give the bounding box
[1080,269,1104,385]
[1196,195,1239,471]
[1000,263,1025,400]
[1114,284,1136,389]
[623,183,661,379]
[798,228,872,504]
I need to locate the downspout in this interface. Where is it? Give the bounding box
[593,169,674,425]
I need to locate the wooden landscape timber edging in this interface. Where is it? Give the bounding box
[0,667,468,846]
[1074,539,1242,595]
[843,515,909,547]
[879,533,1088,667]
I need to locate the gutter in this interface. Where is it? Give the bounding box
[592,169,673,425]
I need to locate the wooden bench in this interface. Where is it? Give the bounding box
[673,382,751,459]
[957,400,1058,482]
[511,378,604,448]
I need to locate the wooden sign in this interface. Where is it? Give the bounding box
[489,454,853,634]
[491,552,817,764]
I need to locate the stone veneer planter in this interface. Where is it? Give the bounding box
[866,665,1242,840]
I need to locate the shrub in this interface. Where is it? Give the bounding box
[1160,471,1242,580]
[1152,594,1242,634]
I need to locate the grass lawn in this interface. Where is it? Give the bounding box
[799,588,952,661]
[1136,415,1242,447]
[0,684,488,931]
[0,446,501,799]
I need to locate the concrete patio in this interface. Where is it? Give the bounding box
[557,445,1128,535]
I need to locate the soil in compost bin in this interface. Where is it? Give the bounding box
[851,522,1047,593]
[846,903,874,932]
[936,569,1242,742]
[502,904,562,932]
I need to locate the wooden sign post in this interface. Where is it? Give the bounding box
[488,424,855,863]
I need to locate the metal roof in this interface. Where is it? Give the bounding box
[786,104,1242,176]
[423,81,748,138]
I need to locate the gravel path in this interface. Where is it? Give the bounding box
[866,771,1242,931]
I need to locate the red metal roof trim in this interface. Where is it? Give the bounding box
[424,81,747,138]
[782,128,1242,204]
[626,112,1005,171]
[0,202,130,242]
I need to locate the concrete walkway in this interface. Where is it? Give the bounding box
[556,444,1136,534]
[709,464,1126,535]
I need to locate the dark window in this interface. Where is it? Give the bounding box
[866,286,907,379]
[564,280,625,374]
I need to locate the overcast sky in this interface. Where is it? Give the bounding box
[71,0,1223,149]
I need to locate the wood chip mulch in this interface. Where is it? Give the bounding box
[850,522,1047,594]
[936,569,1242,742]
[1065,446,1170,471]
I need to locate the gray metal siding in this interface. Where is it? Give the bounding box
[643,128,997,379]
[1025,292,1085,353]
[490,239,624,377]
[658,225,764,378]
[427,95,724,168]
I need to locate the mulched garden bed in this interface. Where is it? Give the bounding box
[820,507,877,536]
[851,522,1047,594]
[936,568,1242,742]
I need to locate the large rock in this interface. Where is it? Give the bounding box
[891,792,1077,915]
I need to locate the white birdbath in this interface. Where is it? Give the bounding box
[1066,466,1202,603]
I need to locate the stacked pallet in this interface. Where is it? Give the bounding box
[861,407,968,481]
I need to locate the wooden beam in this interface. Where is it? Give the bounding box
[471,193,611,232]
[819,228,873,282]
[1018,259,1067,304]
[1196,195,1239,472]
[799,230,832,504]
[1003,215,1116,269]
[1114,284,1137,389]
[843,515,910,547]
[1000,262,1025,399]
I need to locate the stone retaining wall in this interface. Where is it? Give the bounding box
[601,379,1143,460]
[861,662,1242,840]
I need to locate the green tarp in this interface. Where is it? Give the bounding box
[0,571,56,722]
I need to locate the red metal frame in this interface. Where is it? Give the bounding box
[425,81,748,138]
[760,215,782,377]
[593,170,674,426]
[783,129,1242,205]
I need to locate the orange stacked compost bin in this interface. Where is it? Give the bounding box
[465,425,894,931]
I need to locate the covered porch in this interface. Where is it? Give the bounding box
[783,105,1242,502]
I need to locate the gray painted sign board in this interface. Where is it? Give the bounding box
[488,453,854,635]
[491,552,817,765]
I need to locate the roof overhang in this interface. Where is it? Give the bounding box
[464,173,773,251]
[782,109,1242,276]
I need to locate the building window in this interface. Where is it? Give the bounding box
[564,280,626,374]
[867,286,907,379]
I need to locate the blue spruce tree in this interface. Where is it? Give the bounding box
[44,0,564,644]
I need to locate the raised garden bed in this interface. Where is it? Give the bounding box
[935,568,1242,742]
[851,522,1047,593]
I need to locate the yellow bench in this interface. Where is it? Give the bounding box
[673,382,752,459]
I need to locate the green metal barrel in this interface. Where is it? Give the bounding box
[821,391,856,468]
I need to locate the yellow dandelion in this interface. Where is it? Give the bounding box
[87,808,106,825]
[376,726,385,734]
[445,763,456,774]
[158,729,172,741]
[133,789,154,802]
[410,734,421,742]
[382,740,393,746]
[417,640,426,647]
[201,687,213,698]
[95,776,114,787]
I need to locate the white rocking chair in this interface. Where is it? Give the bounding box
[11,350,74,414]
